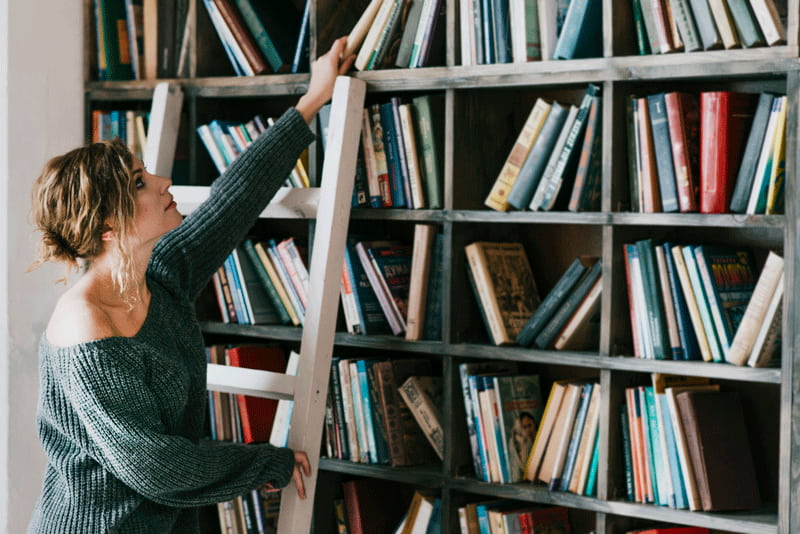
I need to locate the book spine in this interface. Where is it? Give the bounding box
[379,102,407,208]
[398,377,445,460]
[411,95,444,209]
[620,404,635,501]
[242,240,291,324]
[687,0,723,48]
[398,104,427,208]
[682,246,724,362]
[361,109,385,207]
[647,93,679,212]
[291,0,311,73]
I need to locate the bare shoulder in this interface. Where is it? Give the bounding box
[46,288,116,347]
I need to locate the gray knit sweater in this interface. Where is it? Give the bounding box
[28,108,316,534]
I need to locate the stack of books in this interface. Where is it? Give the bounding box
[205,344,290,534]
[201,0,309,75]
[458,0,602,64]
[344,0,446,71]
[522,379,601,497]
[458,361,544,483]
[485,84,603,213]
[630,0,785,54]
[624,240,783,367]
[620,374,761,512]
[91,109,149,160]
[627,91,786,215]
[211,238,309,327]
[324,358,441,466]
[197,115,309,185]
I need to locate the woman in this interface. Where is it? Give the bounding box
[27,36,355,534]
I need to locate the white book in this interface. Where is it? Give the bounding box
[509,0,527,63]
[746,96,783,214]
[398,104,426,208]
[197,124,227,174]
[144,82,183,178]
[747,271,784,367]
[538,0,559,60]
[728,251,784,365]
[459,0,475,65]
[749,0,786,45]
[355,0,394,70]
[337,359,361,461]
[268,351,301,447]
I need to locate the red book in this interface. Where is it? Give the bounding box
[226,345,286,443]
[664,92,700,212]
[342,479,413,534]
[699,92,757,213]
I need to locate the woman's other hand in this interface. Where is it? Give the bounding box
[262,450,312,499]
[295,37,356,124]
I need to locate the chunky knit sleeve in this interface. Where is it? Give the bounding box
[150,108,315,298]
[64,340,295,507]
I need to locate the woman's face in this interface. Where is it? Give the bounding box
[130,159,182,245]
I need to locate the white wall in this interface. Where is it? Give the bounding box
[0,0,83,532]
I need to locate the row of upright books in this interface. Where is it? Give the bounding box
[459,0,603,64]
[466,242,602,349]
[620,375,761,512]
[323,357,442,466]
[319,95,444,210]
[90,108,149,160]
[197,114,310,186]
[624,241,783,367]
[486,84,603,213]
[205,344,296,534]
[93,0,193,80]
[344,0,446,71]
[631,0,785,54]
[628,91,786,214]
[202,0,309,75]
[456,502,571,534]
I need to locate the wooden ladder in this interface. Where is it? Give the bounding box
[205,75,366,534]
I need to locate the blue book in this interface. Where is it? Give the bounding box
[647,93,679,213]
[620,404,634,501]
[378,103,407,207]
[422,233,444,341]
[425,498,442,534]
[534,259,601,349]
[364,360,391,463]
[481,0,495,63]
[555,382,593,491]
[644,387,668,506]
[584,430,600,496]
[658,394,687,508]
[682,246,723,362]
[291,0,311,73]
[485,376,511,483]
[224,254,249,323]
[390,98,414,207]
[552,0,602,59]
[357,359,380,464]
[517,256,590,347]
[663,242,701,360]
[468,375,492,481]
[491,0,512,63]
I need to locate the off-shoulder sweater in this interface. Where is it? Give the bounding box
[28,108,315,534]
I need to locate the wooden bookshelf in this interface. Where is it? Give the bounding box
[84,0,800,532]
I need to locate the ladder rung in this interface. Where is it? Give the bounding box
[206,363,296,400]
[173,185,320,219]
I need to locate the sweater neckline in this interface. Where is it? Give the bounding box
[42,280,161,352]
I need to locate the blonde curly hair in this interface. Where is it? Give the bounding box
[29,138,141,305]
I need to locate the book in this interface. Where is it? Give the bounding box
[406,224,437,341]
[647,93,679,213]
[484,99,551,211]
[412,94,445,209]
[529,104,580,211]
[143,82,183,179]
[464,242,541,345]
[675,390,761,511]
[538,380,584,486]
[748,95,786,214]
[699,91,758,213]
[553,274,602,351]
[374,359,437,466]
[215,0,268,75]
[507,101,569,210]
[225,345,286,443]
[233,0,301,73]
[662,92,700,212]
[94,0,135,81]
[268,351,299,447]
[727,250,784,365]
[749,0,786,44]
[369,243,414,329]
[517,256,593,347]
[291,0,311,73]
[494,375,544,482]
[398,375,444,460]
[567,90,603,212]
[552,0,603,59]
[343,479,414,534]
[747,270,783,367]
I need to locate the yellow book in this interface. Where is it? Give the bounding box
[670,245,713,362]
[765,96,786,214]
[484,99,551,211]
[253,242,301,326]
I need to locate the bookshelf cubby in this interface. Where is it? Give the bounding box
[83,0,800,532]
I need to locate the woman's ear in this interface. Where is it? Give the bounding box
[101,222,114,241]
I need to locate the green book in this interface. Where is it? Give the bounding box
[411,94,444,209]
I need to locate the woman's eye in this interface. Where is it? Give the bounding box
[135,177,145,189]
